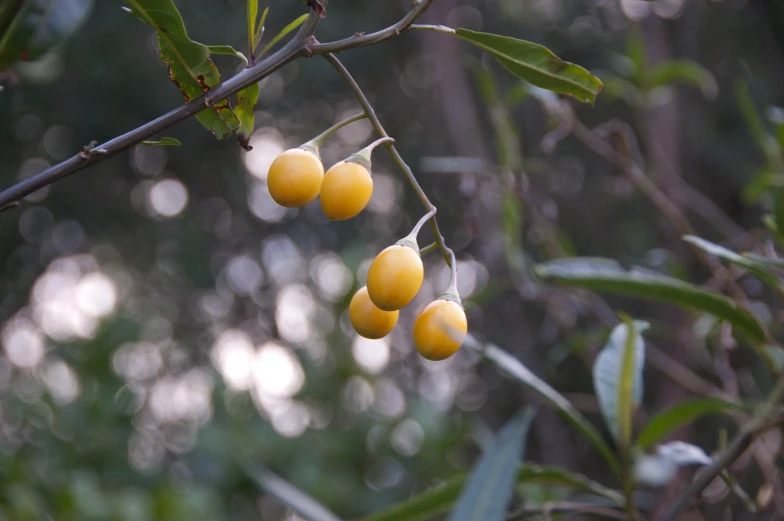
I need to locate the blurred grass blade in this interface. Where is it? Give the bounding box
[239,459,344,521]
[635,398,742,449]
[206,44,248,65]
[647,60,718,100]
[593,320,647,443]
[465,336,617,471]
[141,137,181,146]
[236,82,260,150]
[683,235,782,290]
[446,409,535,521]
[455,28,603,104]
[257,13,308,58]
[355,464,623,521]
[124,0,240,139]
[534,258,767,343]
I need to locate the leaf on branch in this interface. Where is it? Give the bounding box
[635,397,742,450]
[447,409,535,521]
[123,0,240,139]
[683,235,783,290]
[464,336,618,470]
[0,0,95,68]
[534,257,768,343]
[257,13,308,58]
[646,59,718,100]
[236,83,260,150]
[141,137,181,146]
[593,320,647,443]
[206,44,248,66]
[455,28,603,105]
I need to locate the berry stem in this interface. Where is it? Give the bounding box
[323,52,453,268]
[446,249,459,298]
[301,112,367,155]
[347,137,396,170]
[406,208,436,241]
[419,242,437,254]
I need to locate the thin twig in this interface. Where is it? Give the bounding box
[322,52,454,266]
[306,0,437,55]
[507,501,627,520]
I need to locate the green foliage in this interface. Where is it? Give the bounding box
[534,258,767,343]
[446,410,534,521]
[235,83,260,150]
[593,320,647,444]
[646,60,718,100]
[123,0,240,139]
[466,338,617,471]
[683,235,783,290]
[257,14,308,58]
[635,398,742,449]
[455,29,603,105]
[0,0,94,68]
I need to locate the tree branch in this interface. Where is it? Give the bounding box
[0,0,437,214]
[306,0,437,55]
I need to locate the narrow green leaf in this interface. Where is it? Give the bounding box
[743,253,784,269]
[236,82,260,150]
[140,137,181,146]
[635,398,742,449]
[646,60,718,100]
[534,258,767,343]
[465,336,618,471]
[247,0,258,57]
[735,79,769,150]
[683,235,782,290]
[447,409,535,521]
[455,28,603,104]
[0,0,94,68]
[355,464,623,521]
[239,459,345,521]
[593,321,647,443]
[124,0,240,139]
[253,7,269,53]
[257,13,308,58]
[206,44,248,65]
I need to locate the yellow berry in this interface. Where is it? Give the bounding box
[412,299,467,361]
[349,286,399,339]
[320,161,373,220]
[267,148,324,207]
[366,245,424,311]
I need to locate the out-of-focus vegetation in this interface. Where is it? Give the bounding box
[2,0,784,519]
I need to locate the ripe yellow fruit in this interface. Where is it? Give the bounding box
[320,161,373,220]
[267,148,324,207]
[349,286,399,339]
[412,299,468,361]
[366,245,424,311]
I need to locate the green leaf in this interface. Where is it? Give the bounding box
[206,44,248,66]
[735,79,770,151]
[124,0,240,139]
[252,7,269,54]
[646,60,718,100]
[257,13,308,58]
[683,235,783,290]
[238,459,344,521]
[635,398,742,450]
[355,464,622,521]
[447,409,535,521]
[140,137,181,146]
[247,0,258,57]
[465,337,618,471]
[455,28,603,105]
[534,258,767,343]
[593,320,647,443]
[236,82,260,151]
[743,253,784,269]
[0,0,94,68]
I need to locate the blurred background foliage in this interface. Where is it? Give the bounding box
[1,0,784,519]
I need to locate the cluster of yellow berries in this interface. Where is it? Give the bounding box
[350,241,468,361]
[264,118,468,361]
